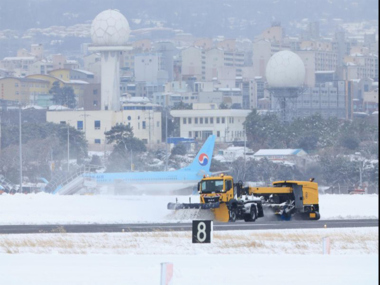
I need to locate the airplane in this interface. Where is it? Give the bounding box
[79,135,216,194]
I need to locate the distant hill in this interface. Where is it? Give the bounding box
[0,0,378,38]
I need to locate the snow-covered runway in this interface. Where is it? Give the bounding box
[0,193,378,284]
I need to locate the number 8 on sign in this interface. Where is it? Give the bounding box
[197,222,207,242]
[192,220,212,243]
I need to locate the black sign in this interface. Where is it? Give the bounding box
[192,220,213,243]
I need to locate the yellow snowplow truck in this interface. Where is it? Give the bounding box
[168,174,264,222]
[167,175,320,222]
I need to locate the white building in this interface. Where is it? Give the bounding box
[46,107,162,149]
[170,105,251,142]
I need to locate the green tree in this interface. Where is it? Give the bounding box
[50,81,76,108]
[104,124,146,172]
[171,143,187,156]
[219,102,229,109]
[244,109,284,149]
[172,101,192,110]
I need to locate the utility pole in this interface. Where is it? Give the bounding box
[19,103,23,193]
[67,123,70,172]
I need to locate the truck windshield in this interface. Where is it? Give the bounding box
[201,179,224,193]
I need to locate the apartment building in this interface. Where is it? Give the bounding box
[181,45,246,82]
[0,77,50,105]
[134,53,164,83]
[344,53,378,81]
[295,81,349,119]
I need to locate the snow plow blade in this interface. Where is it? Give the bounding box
[167,202,220,210]
[167,202,230,223]
[212,203,229,222]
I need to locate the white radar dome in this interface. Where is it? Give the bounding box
[265,50,305,88]
[91,9,130,46]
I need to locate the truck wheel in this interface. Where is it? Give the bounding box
[250,205,257,221]
[244,204,257,222]
[229,209,237,222]
[314,211,320,220]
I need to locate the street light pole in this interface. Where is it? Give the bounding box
[19,104,23,193]
[244,123,246,179]
[165,106,168,171]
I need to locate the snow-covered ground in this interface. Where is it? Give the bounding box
[0,193,378,284]
[0,193,377,224]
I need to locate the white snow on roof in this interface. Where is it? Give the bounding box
[3,57,35,60]
[254,149,305,156]
[124,97,151,103]
[218,88,241,91]
[48,105,70,110]
[22,105,45,110]
[315,70,335,74]
[68,80,89,84]
[73,69,94,75]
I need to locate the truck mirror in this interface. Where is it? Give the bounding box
[197,182,201,192]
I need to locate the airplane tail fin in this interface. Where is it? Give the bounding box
[182,135,215,174]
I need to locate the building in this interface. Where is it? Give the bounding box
[170,105,251,142]
[88,9,131,111]
[181,46,246,82]
[134,53,164,83]
[295,81,348,119]
[344,53,378,81]
[0,77,50,105]
[46,105,162,149]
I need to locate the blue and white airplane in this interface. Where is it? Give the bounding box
[83,135,216,194]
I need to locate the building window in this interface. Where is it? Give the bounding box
[195,131,198,137]
[142,121,146,129]
[127,116,131,121]
[210,118,214,124]
[94,120,101,129]
[189,131,192,137]
[222,117,225,124]
[205,118,208,124]
[183,118,187,124]
[195,118,198,124]
[94,139,101,144]
[60,121,66,125]
[217,131,220,137]
[217,117,220,124]
[77,121,83,130]
[93,100,98,106]
[188,118,192,124]
[200,118,203,124]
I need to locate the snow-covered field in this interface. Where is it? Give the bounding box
[0,193,378,284]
